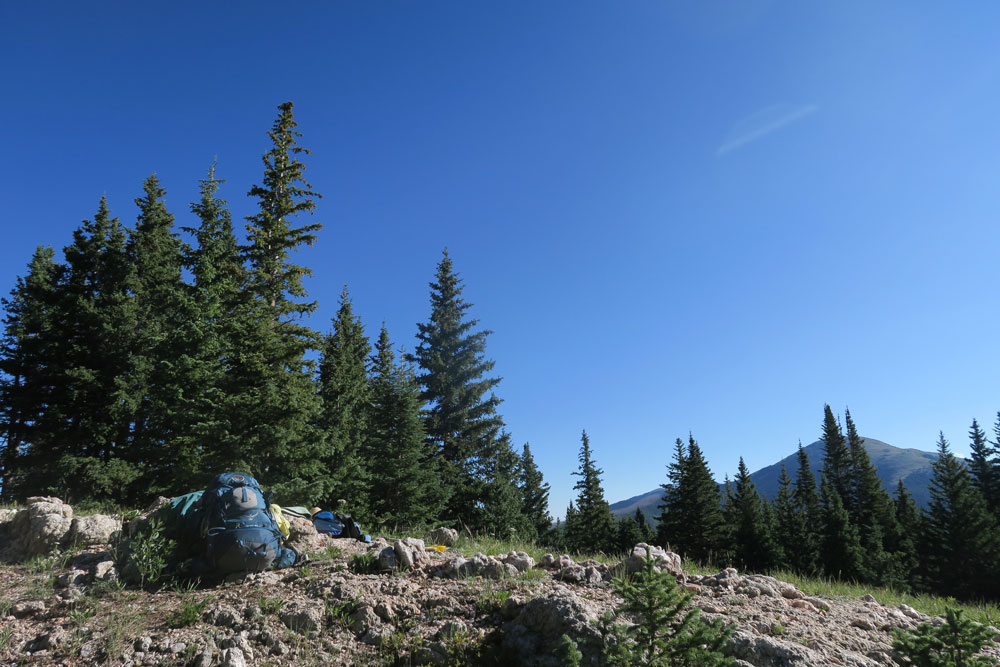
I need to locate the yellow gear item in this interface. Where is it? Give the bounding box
[270,504,291,539]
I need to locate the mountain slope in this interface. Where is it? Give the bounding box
[610,438,944,520]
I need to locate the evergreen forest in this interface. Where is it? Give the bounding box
[2,103,999,604]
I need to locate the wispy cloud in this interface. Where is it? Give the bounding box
[716,104,819,156]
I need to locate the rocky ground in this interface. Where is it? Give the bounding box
[2,497,999,666]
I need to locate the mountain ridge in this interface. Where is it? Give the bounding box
[610,437,946,520]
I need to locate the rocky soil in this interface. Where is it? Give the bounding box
[1,496,999,666]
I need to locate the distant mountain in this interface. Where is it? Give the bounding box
[609,438,945,521]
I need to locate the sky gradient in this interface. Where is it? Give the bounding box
[3,2,999,516]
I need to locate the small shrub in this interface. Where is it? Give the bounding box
[0,626,13,651]
[476,586,512,614]
[166,600,208,628]
[892,607,996,666]
[129,518,176,587]
[0,599,12,617]
[69,606,96,626]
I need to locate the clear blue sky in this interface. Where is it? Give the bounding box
[3,2,999,516]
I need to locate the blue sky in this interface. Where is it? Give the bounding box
[2,2,999,516]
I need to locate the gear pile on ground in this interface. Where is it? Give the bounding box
[2,497,999,666]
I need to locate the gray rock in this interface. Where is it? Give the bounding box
[55,569,87,588]
[393,539,415,569]
[134,636,153,653]
[428,527,458,546]
[482,560,518,580]
[622,543,683,576]
[728,629,826,665]
[349,604,382,636]
[221,647,247,667]
[502,589,606,666]
[13,600,46,618]
[192,649,214,667]
[69,514,121,546]
[22,514,73,555]
[169,642,187,654]
[503,551,536,572]
[378,546,397,571]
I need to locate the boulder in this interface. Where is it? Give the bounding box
[284,516,319,553]
[68,514,121,547]
[502,589,606,666]
[622,543,683,577]
[502,551,536,572]
[428,527,458,547]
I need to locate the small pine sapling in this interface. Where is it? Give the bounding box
[604,549,734,666]
[892,608,997,667]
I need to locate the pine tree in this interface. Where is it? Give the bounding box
[819,474,864,581]
[844,408,893,583]
[567,431,616,554]
[0,246,61,501]
[128,175,202,496]
[37,197,138,503]
[318,287,372,513]
[821,405,852,504]
[658,435,724,564]
[773,464,806,572]
[479,431,527,538]
[409,249,503,529]
[885,479,921,591]
[655,438,687,552]
[968,417,999,515]
[923,432,1000,600]
[233,101,326,499]
[365,324,443,528]
[791,443,821,573]
[182,163,249,481]
[519,443,552,542]
[728,458,778,573]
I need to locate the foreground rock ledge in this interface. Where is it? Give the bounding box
[2,502,999,666]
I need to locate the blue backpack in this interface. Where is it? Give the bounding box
[201,473,287,575]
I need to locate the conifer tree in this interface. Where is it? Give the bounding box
[655,438,687,551]
[234,101,326,499]
[923,432,1000,600]
[128,175,202,496]
[318,287,372,513]
[409,249,503,529]
[844,409,893,583]
[182,164,248,479]
[968,417,999,515]
[479,431,528,538]
[819,474,864,581]
[728,458,778,573]
[790,443,822,574]
[0,246,61,501]
[773,463,809,572]
[37,198,138,502]
[821,405,852,504]
[885,479,921,591]
[365,324,443,528]
[519,443,552,542]
[658,435,724,563]
[567,431,616,553]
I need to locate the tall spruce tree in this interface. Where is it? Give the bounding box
[657,435,724,564]
[819,474,864,581]
[365,324,442,528]
[235,101,326,499]
[923,432,1000,600]
[37,198,138,503]
[791,443,821,573]
[820,405,852,504]
[655,438,687,552]
[0,246,61,501]
[182,164,249,480]
[773,464,808,572]
[968,417,999,515]
[409,249,503,529]
[128,175,202,497]
[318,287,372,513]
[519,443,552,542]
[566,430,616,554]
[727,458,778,573]
[886,479,921,591]
[844,409,893,583]
[479,430,528,538]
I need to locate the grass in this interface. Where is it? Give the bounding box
[765,569,1000,626]
[166,599,208,628]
